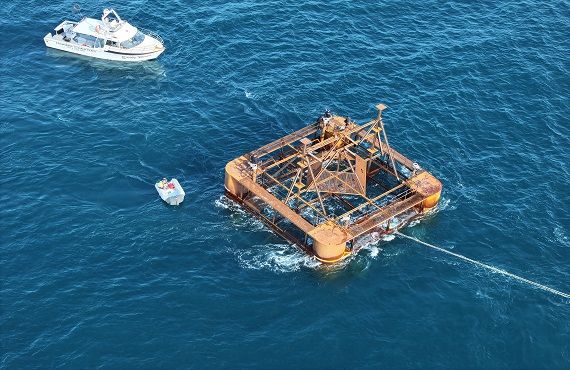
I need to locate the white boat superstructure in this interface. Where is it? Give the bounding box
[44,9,165,62]
[155,178,185,206]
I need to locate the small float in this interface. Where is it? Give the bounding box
[155,178,185,206]
[44,8,164,62]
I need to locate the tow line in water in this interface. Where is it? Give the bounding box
[395,231,570,300]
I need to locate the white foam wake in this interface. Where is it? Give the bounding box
[234,243,321,273]
[215,195,266,231]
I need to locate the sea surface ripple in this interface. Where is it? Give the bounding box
[1,0,569,368]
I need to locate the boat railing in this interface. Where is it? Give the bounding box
[138,27,164,45]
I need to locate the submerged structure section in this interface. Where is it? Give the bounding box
[225,104,442,263]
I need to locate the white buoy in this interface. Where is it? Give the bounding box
[155,178,185,206]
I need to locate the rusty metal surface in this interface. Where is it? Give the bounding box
[238,175,314,234]
[349,193,425,237]
[306,170,363,195]
[406,171,442,197]
[252,124,318,158]
[225,104,442,254]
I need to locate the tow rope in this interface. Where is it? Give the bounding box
[395,231,570,300]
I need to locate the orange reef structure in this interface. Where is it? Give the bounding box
[225,104,442,263]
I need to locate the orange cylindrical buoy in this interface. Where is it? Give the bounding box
[309,222,351,263]
[421,190,441,212]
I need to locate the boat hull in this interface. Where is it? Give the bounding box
[44,34,164,62]
[155,179,185,206]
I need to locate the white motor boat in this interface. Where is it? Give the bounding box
[155,178,185,206]
[44,8,164,62]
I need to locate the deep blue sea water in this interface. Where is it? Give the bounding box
[1,0,569,368]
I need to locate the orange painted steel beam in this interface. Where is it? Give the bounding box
[224,104,442,263]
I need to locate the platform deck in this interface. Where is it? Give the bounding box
[224,104,442,262]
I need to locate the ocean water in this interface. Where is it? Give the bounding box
[1,0,569,368]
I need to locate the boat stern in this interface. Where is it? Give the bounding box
[43,32,53,45]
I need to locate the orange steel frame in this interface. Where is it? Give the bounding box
[225,104,442,263]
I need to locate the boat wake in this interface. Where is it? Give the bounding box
[352,232,398,260]
[234,243,321,273]
[436,197,454,212]
[218,194,456,271]
[215,195,266,231]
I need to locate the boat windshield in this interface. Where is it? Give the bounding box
[120,31,145,49]
[73,33,104,48]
